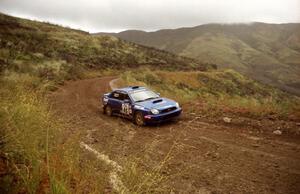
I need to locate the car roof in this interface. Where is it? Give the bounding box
[114,86,147,93]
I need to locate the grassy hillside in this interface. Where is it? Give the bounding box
[119,68,299,119]
[101,23,300,96]
[0,13,213,79]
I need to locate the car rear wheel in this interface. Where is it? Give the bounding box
[104,105,112,116]
[134,112,144,126]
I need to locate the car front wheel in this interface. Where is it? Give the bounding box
[134,112,144,126]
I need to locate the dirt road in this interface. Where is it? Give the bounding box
[50,77,300,193]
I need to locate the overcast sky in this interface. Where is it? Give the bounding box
[0,0,299,32]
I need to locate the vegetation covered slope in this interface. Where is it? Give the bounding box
[100,23,300,95]
[0,13,213,79]
[119,68,299,119]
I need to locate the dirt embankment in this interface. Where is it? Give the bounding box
[49,77,300,193]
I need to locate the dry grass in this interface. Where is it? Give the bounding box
[120,68,299,118]
[0,72,108,193]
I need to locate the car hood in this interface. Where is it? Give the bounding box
[134,98,177,110]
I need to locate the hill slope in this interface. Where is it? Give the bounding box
[0,13,212,77]
[1,13,300,194]
[99,23,300,95]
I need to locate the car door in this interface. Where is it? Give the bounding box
[109,91,123,112]
[120,93,133,117]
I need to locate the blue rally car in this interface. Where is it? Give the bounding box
[102,86,182,125]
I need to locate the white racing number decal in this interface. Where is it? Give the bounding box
[121,103,132,115]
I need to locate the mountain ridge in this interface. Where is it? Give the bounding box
[97,22,300,96]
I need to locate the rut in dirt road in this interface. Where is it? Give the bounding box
[49,76,300,194]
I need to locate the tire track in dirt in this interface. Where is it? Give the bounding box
[49,76,300,193]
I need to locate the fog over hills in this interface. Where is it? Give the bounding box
[98,22,300,95]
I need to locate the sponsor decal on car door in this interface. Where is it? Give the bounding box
[121,103,132,115]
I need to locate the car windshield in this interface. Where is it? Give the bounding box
[130,90,159,102]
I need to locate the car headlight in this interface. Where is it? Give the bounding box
[151,109,159,114]
[103,97,108,105]
[175,102,180,108]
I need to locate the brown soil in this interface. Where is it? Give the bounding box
[49,76,300,194]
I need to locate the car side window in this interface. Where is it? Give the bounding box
[123,94,130,102]
[118,93,129,101]
[111,92,121,99]
[110,91,131,102]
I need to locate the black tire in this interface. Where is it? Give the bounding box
[134,112,145,126]
[104,105,113,116]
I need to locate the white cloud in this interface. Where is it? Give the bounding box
[0,0,299,32]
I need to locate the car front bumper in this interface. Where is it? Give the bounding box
[143,108,182,123]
